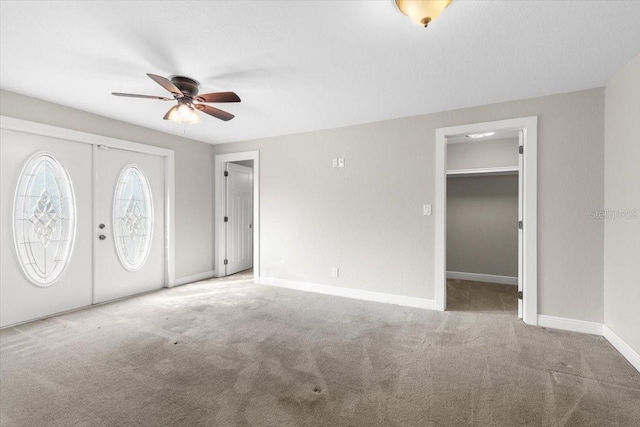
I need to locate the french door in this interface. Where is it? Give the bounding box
[94,146,165,303]
[0,127,168,327]
[0,129,93,326]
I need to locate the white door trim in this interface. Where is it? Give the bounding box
[0,116,176,287]
[214,151,260,281]
[435,116,538,325]
[518,130,524,319]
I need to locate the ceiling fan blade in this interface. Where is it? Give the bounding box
[112,92,172,101]
[163,105,178,120]
[195,104,235,121]
[195,92,241,103]
[147,73,183,96]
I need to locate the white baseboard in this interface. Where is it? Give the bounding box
[447,271,518,286]
[173,270,215,287]
[258,276,435,310]
[537,315,604,336]
[603,326,640,372]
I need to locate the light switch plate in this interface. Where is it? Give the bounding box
[332,267,339,277]
[332,158,338,168]
[423,204,432,216]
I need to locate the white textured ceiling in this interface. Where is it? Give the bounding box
[1,1,639,145]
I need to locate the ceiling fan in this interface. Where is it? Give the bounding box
[112,74,241,124]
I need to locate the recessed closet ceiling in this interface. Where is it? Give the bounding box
[447,130,519,144]
[1,1,639,144]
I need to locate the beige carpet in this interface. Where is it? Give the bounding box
[1,274,639,426]
[447,279,518,314]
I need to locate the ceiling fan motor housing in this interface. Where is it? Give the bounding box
[169,76,200,97]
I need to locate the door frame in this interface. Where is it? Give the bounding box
[214,151,260,281]
[435,116,538,325]
[0,116,176,290]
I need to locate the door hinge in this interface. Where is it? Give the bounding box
[224,259,228,265]
[224,171,229,177]
[518,291,523,300]
[518,220,523,230]
[519,145,524,154]
[224,216,229,222]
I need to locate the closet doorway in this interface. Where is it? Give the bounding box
[435,117,538,325]
[445,132,521,317]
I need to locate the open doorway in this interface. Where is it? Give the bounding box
[214,151,260,281]
[435,117,538,325]
[445,132,520,316]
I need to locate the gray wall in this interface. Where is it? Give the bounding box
[1,87,607,323]
[447,175,518,277]
[447,138,519,170]
[0,90,216,280]
[604,54,640,355]
[215,88,605,322]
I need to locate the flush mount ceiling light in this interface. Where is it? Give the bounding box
[467,132,496,139]
[394,0,452,27]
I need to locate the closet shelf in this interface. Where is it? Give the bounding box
[446,166,519,178]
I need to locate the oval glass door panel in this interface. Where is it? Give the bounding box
[13,152,77,286]
[113,164,154,271]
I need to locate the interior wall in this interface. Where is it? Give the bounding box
[447,175,518,278]
[447,138,519,170]
[214,87,605,322]
[604,53,640,355]
[0,90,215,280]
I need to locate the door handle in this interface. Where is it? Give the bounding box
[99,235,106,240]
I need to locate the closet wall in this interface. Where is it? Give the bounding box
[446,138,519,280]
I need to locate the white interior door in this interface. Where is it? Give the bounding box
[517,131,524,319]
[0,129,93,327]
[225,162,253,275]
[94,146,165,303]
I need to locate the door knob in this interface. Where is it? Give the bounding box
[99,235,106,240]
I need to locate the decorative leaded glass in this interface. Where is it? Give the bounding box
[13,152,76,286]
[113,165,153,271]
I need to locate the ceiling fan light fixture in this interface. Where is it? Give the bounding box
[394,0,452,27]
[167,102,201,125]
[177,103,192,120]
